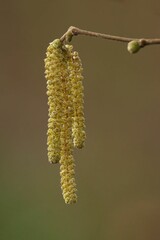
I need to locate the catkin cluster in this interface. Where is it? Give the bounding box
[44,39,86,204]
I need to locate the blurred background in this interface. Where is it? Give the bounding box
[1,0,160,239]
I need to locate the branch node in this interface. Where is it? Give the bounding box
[138,39,147,48]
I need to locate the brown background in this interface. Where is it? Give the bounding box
[0,0,160,239]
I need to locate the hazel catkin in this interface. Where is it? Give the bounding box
[66,45,86,149]
[44,39,86,204]
[45,39,66,164]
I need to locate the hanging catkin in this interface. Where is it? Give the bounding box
[44,39,85,204]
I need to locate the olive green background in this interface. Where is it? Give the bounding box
[1,1,160,239]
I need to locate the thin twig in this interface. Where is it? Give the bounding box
[60,26,160,48]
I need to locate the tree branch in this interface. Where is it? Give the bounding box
[60,26,160,53]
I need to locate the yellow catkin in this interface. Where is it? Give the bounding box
[44,39,67,163]
[59,49,78,204]
[67,45,86,149]
[44,40,85,204]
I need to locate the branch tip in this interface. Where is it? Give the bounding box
[60,26,160,53]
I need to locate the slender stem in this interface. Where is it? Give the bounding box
[60,26,160,48]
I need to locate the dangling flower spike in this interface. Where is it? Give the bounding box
[66,45,86,149]
[44,38,86,204]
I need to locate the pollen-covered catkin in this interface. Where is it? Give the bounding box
[59,48,78,204]
[60,99,77,203]
[44,39,67,163]
[44,39,85,204]
[67,45,86,149]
